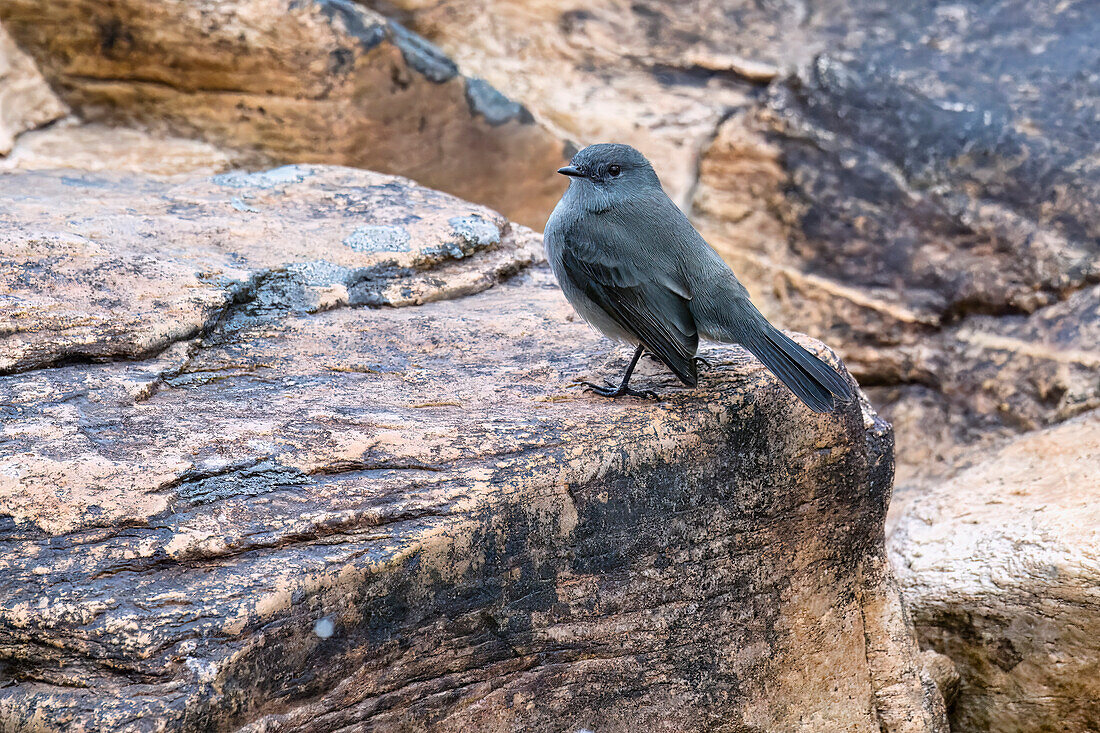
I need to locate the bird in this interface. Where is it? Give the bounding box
[543,143,853,413]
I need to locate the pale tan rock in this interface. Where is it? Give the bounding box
[919,650,960,708]
[0,21,67,154]
[889,410,1100,732]
[0,165,945,731]
[0,0,567,228]
[0,120,235,175]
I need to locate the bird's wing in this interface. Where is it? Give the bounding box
[560,238,699,386]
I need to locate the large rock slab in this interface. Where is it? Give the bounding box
[889,410,1100,732]
[0,0,568,228]
[0,167,945,731]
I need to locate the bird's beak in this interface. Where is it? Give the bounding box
[557,165,584,177]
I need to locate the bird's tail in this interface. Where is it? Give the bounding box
[739,320,854,413]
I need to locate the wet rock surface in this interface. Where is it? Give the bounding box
[0,0,568,228]
[889,410,1100,733]
[0,166,946,731]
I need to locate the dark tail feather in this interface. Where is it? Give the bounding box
[741,323,854,413]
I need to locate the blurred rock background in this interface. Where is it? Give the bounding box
[1,1,1097,731]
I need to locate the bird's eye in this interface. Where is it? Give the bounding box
[608,165,621,177]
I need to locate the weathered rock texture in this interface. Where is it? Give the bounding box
[0,165,536,375]
[373,0,1100,489]
[690,2,1100,487]
[0,21,66,154]
[0,166,946,731]
[889,410,1100,733]
[0,0,568,228]
[357,0,763,208]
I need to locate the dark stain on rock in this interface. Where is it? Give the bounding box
[463,78,535,126]
[313,0,387,52]
[558,9,592,35]
[386,20,457,84]
[96,16,135,58]
[989,637,1024,673]
[328,47,354,75]
[760,0,1100,329]
[629,2,665,45]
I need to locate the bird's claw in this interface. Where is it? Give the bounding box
[580,381,660,400]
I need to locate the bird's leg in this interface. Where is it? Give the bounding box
[582,344,659,399]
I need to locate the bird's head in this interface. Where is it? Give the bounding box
[557,144,661,207]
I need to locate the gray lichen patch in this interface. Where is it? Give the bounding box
[212,165,315,190]
[344,224,412,253]
[449,214,502,248]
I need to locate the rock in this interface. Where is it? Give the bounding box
[686,0,1100,487]
[889,410,1100,732]
[363,0,1100,490]
[919,650,961,709]
[0,165,536,375]
[358,0,760,207]
[0,120,236,175]
[0,21,67,154]
[0,0,568,228]
[0,166,946,730]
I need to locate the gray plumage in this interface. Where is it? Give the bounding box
[544,143,853,412]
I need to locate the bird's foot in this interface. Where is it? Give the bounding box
[580,381,659,400]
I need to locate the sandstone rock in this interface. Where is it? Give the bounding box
[0,21,67,154]
[0,165,536,375]
[0,120,235,176]
[687,1,1100,486]
[359,0,761,207]
[362,0,1100,491]
[0,0,567,228]
[0,166,945,731]
[889,410,1100,732]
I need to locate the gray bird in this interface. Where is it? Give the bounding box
[544,143,853,412]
